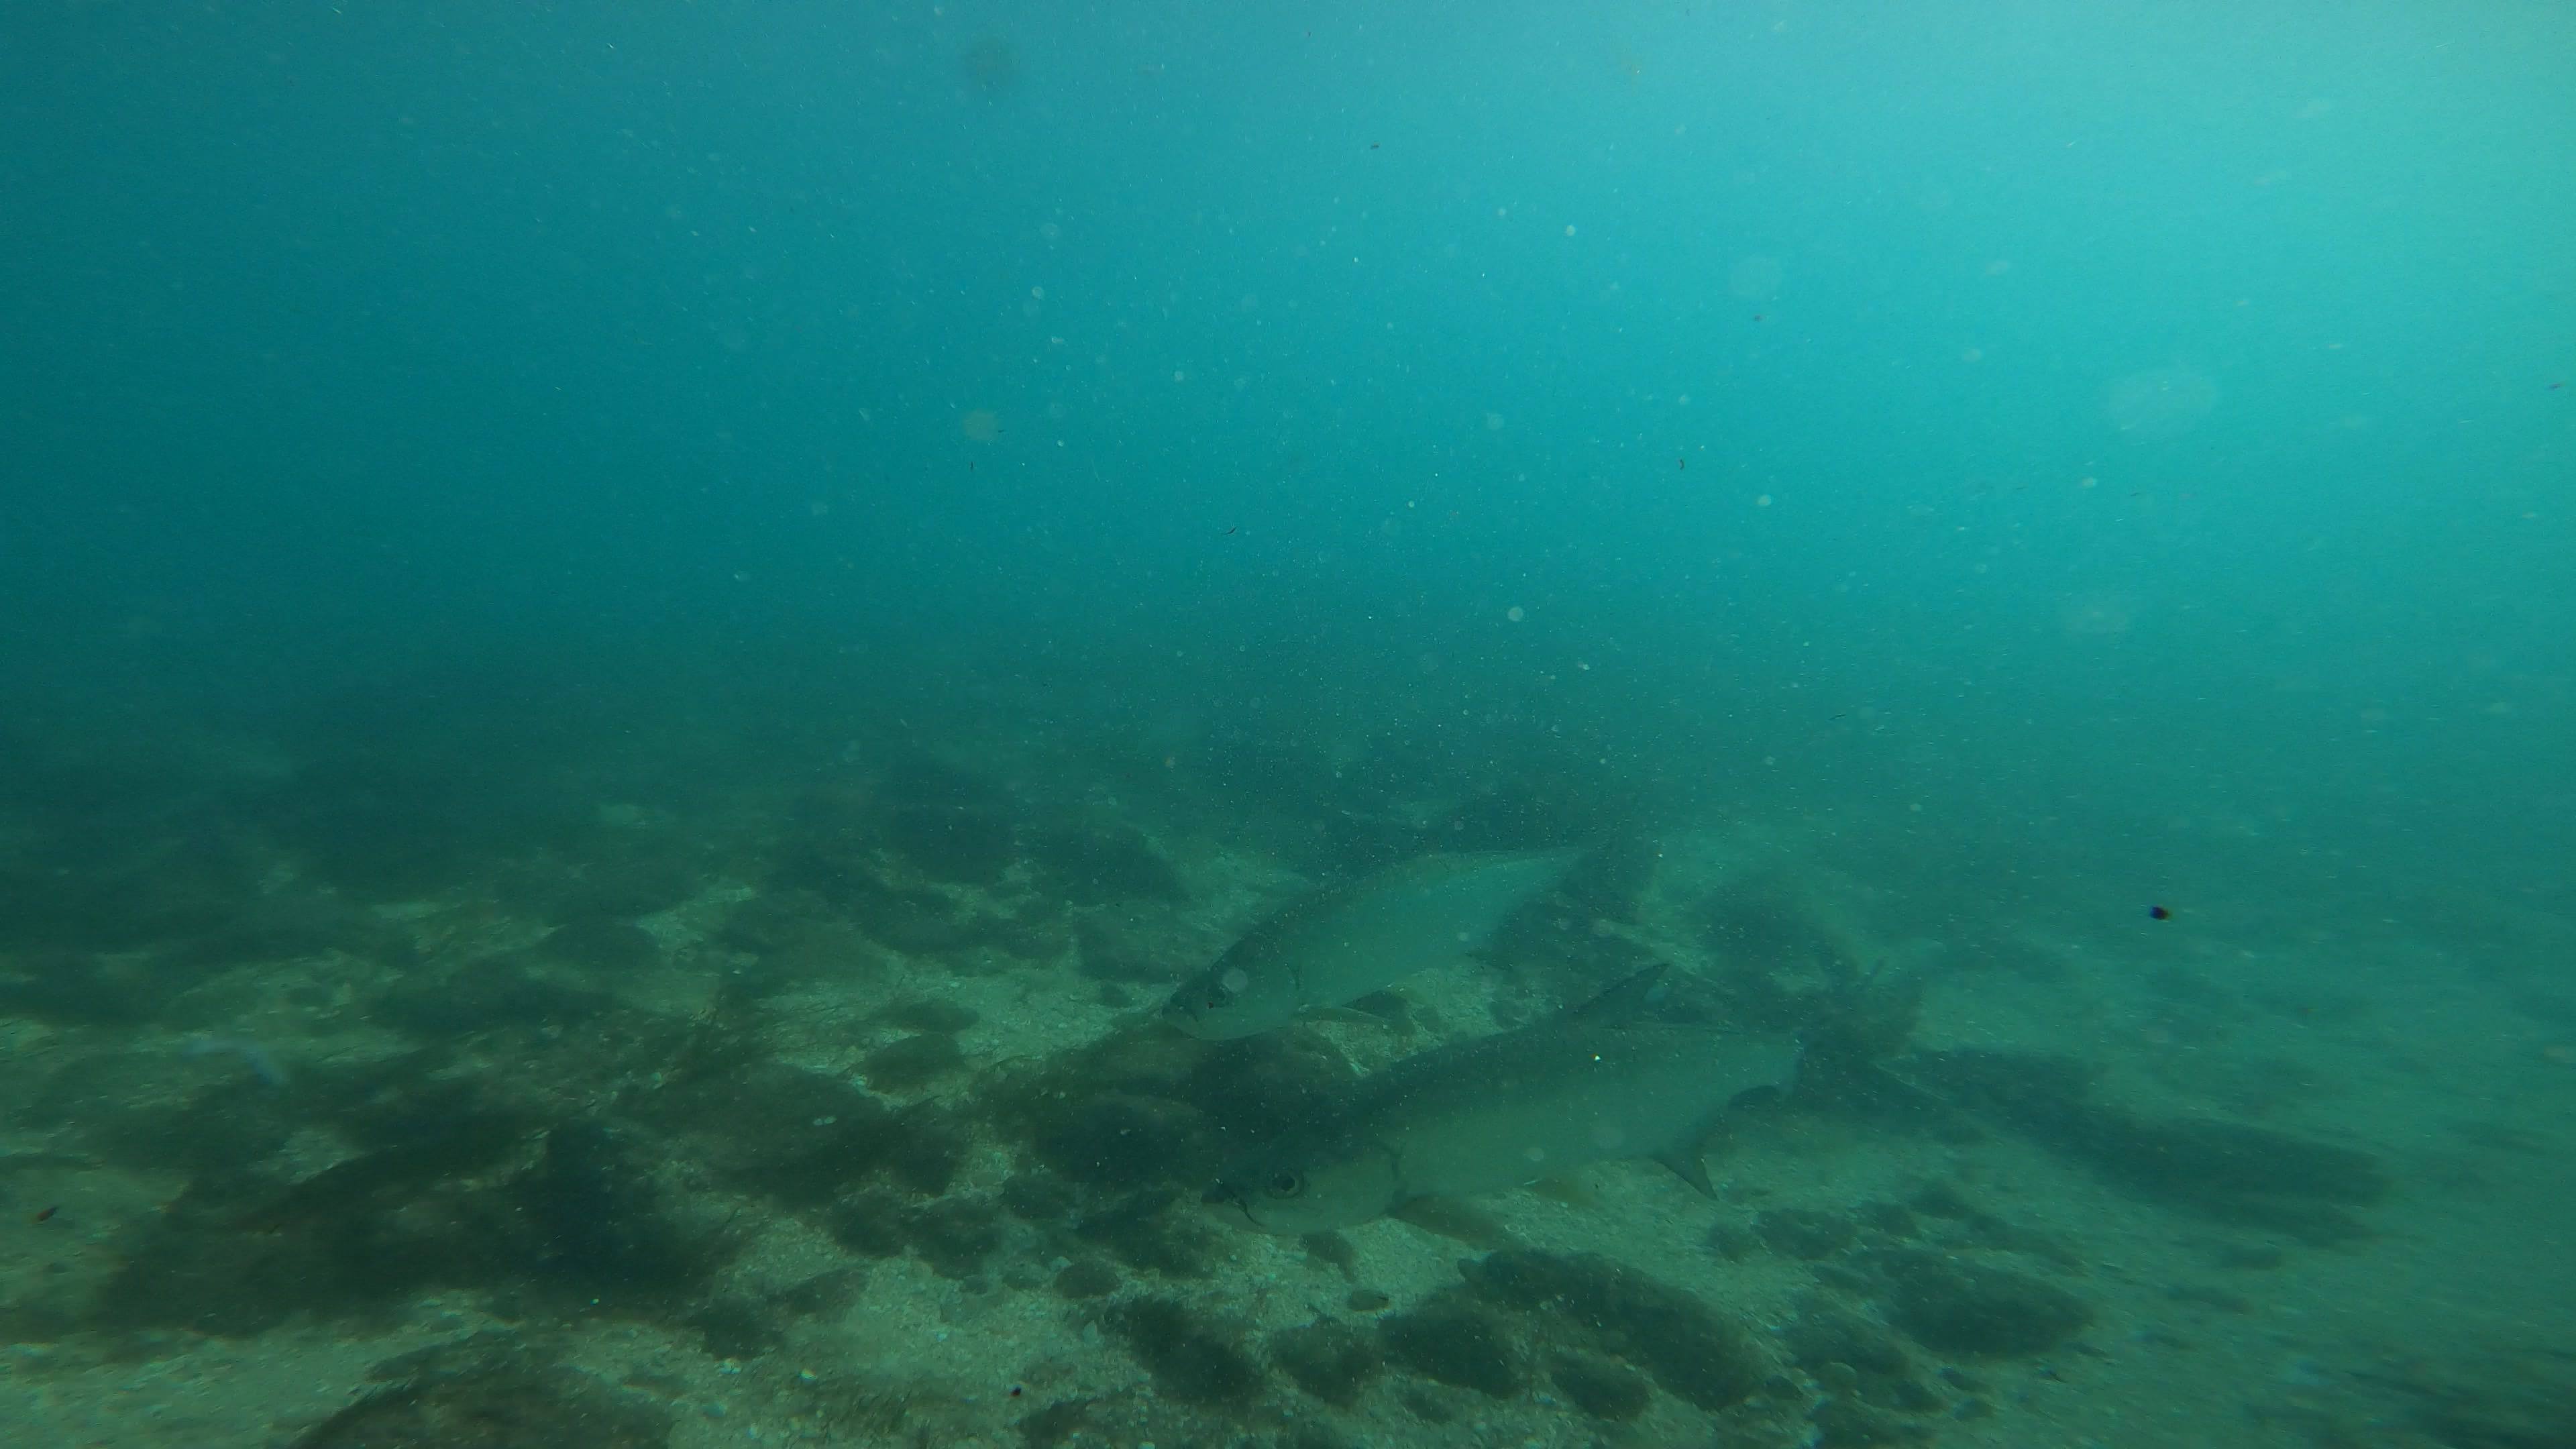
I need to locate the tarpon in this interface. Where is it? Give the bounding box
[1203,966,1799,1233]
[1163,847,1586,1040]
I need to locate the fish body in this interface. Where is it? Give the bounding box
[182,1034,290,1087]
[1164,847,1585,1040]
[1205,967,1799,1233]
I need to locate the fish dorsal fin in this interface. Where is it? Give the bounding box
[1562,965,1676,1028]
[1652,1146,1720,1199]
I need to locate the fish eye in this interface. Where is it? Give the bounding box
[1265,1171,1304,1199]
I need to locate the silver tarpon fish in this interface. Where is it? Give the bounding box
[1163,847,1586,1040]
[1203,966,1798,1233]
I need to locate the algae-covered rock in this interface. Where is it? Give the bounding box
[1106,1296,1264,1405]
[862,1033,966,1093]
[1756,1205,1858,1259]
[295,1358,669,1449]
[1028,821,1187,903]
[1877,1256,2092,1357]
[1549,1352,1652,1420]
[1271,1319,1383,1406]
[1379,1297,1524,1399]
[1462,1248,1766,1409]
[537,916,661,972]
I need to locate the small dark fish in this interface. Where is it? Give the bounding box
[32,1204,59,1223]
[2148,904,2171,920]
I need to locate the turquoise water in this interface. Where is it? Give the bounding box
[3,4,2571,1447]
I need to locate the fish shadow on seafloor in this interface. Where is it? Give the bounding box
[1884,1048,2391,1244]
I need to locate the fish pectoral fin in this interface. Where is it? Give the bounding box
[1652,1146,1719,1198]
[1525,1173,1602,1209]
[1391,1195,1520,1250]
[1314,1005,1399,1028]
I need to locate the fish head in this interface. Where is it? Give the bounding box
[1161,961,1281,1040]
[1203,1134,1401,1234]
